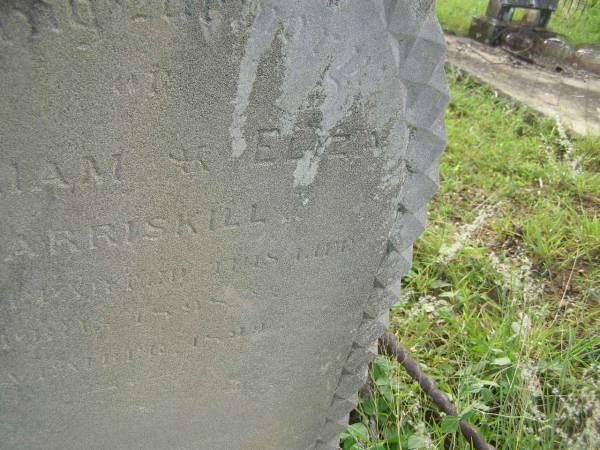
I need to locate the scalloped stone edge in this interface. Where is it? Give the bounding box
[311,2,449,449]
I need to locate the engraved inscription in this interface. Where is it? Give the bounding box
[0,0,233,43]
[0,317,111,350]
[0,339,172,389]
[5,276,114,310]
[169,145,209,174]
[0,153,123,197]
[83,153,123,184]
[294,237,354,261]
[0,231,360,393]
[215,237,357,275]
[4,235,357,316]
[133,298,201,327]
[216,251,279,275]
[1,202,268,263]
[126,266,188,293]
[245,124,379,163]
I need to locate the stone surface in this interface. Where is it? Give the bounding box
[446,34,600,137]
[575,44,600,74]
[0,1,447,449]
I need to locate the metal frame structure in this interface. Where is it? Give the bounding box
[470,0,559,45]
[486,0,559,27]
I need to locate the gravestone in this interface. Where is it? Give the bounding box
[0,1,447,449]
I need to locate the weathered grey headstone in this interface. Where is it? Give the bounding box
[0,1,447,449]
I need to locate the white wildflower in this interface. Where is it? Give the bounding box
[438,203,499,263]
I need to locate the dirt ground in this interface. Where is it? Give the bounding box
[445,34,600,136]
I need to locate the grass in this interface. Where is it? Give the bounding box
[437,0,600,46]
[342,67,600,449]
